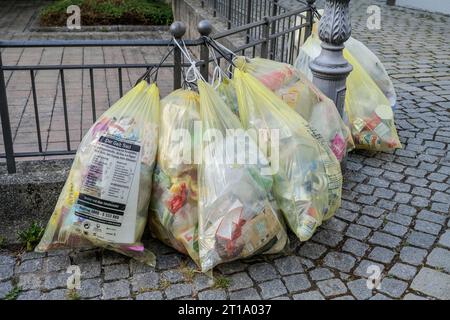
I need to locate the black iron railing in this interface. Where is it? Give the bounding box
[0,4,315,173]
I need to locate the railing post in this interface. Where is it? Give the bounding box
[198,20,212,82]
[170,21,186,90]
[261,16,270,59]
[245,0,252,43]
[304,0,316,42]
[213,0,217,17]
[227,0,233,29]
[0,52,16,173]
[309,0,352,118]
[269,0,278,59]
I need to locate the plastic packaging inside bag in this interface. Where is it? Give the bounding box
[36,81,159,266]
[235,56,353,161]
[233,69,342,242]
[197,80,287,272]
[295,33,401,151]
[149,89,200,265]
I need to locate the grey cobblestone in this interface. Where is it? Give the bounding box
[258,279,287,299]
[378,278,408,298]
[248,263,278,282]
[131,271,159,292]
[102,280,130,300]
[400,246,428,266]
[342,239,369,257]
[229,272,253,291]
[369,232,402,249]
[283,274,311,293]
[323,252,356,273]
[79,278,102,298]
[229,288,261,300]
[274,256,303,275]
[345,224,371,240]
[414,220,442,235]
[136,291,163,300]
[426,248,450,273]
[16,259,43,274]
[407,231,437,249]
[165,283,193,300]
[0,264,14,281]
[0,281,13,300]
[292,290,324,300]
[347,279,373,300]
[309,268,334,281]
[104,264,130,281]
[298,242,327,259]
[438,230,450,248]
[411,268,450,300]
[368,247,396,264]
[388,263,417,281]
[198,289,227,300]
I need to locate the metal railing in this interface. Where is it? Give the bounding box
[0,4,315,174]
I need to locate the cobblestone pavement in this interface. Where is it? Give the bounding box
[1,0,450,300]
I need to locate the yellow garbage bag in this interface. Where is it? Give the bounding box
[36,81,160,266]
[197,80,287,272]
[295,33,401,151]
[234,56,353,161]
[234,69,342,241]
[149,89,201,265]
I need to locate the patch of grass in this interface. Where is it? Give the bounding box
[179,260,196,283]
[0,236,5,248]
[213,276,230,289]
[4,286,21,300]
[159,279,171,290]
[66,289,81,300]
[39,0,173,27]
[17,222,44,252]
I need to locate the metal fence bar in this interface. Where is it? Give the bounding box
[59,69,71,151]
[30,69,43,153]
[0,52,15,173]
[89,68,96,122]
[118,67,123,97]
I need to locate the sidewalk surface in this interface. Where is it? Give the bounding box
[0,0,449,300]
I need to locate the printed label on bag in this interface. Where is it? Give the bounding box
[74,135,141,244]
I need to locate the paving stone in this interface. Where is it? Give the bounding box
[102,280,131,300]
[411,268,450,300]
[259,279,287,299]
[403,293,428,300]
[414,220,442,235]
[135,291,163,300]
[229,288,261,300]
[438,230,450,248]
[361,206,385,218]
[42,289,67,300]
[156,254,182,270]
[400,246,428,265]
[79,278,102,298]
[369,232,401,249]
[370,293,392,300]
[216,261,247,275]
[378,278,408,298]
[283,274,311,293]
[17,273,43,291]
[431,202,450,213]
[322,218,347,232]
[309,268,334,281]
[0,264,14,281]
[347,279,373,300]
[369,247,396,264]
[298,242,327,259]
[386,213,412,226]
[130,260,155,275]
[342,239,369,257]
[43,272,69,290]
[17,290,42,300]
[335,208,358,222]
[426,248,450,272]
[388,263,417,281]
[0,280,13,300]
[248,262,278,282]
[43,255,70,272]
[317,278,347,297]
[311,230,343,247]
[20,252,45,261]
[353,260,385,278]
[407,231,437,249]
[332,295,355,300]
[323,252,356,273]
[193,274,214,292]
[229,272,253,291]
[0,254,15,265]
[104,264,129,281]
[79,262,102,279]
[131,271,159,292]
[16,258,43,274]
[396,205,417,217]
[345,224,371,240]
[274,256,303,275]
[383,222,408,237]
[292,290,324,300]
[198,289,227,300]
[165,283,192,300]
[71,250,98,265]
[161,270,184,283]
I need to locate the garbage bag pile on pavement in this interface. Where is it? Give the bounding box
[38,21,400,272]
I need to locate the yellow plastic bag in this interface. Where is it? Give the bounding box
[197,80,287,272]
[295,33,401,151]
[234,69,342,241]
[149,89,200,265]
[36,81,159,266]
[235,56,353,161]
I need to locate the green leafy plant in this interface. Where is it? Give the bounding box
[4,286,21,300]
[17,222,44,252]
[66,289,81,300]
[159,279,171,290]
[0,236,5,248]
[213,276,230,289]
[39,0,173,27]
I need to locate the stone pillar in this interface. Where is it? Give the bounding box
[309,0,352,118]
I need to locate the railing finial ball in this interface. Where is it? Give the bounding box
[198,20,212,37]
[170,21,186,38]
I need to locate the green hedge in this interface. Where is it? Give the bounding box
[39,0,173,27]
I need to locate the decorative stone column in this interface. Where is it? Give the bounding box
[309,0,352,118]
